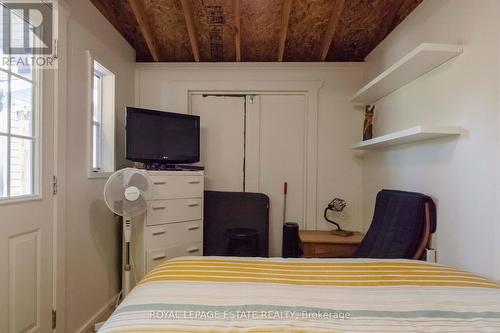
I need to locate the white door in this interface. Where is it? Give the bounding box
[191,94,245,191]
[246,95,306,256]
[0,68,55,330]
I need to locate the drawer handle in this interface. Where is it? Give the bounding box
[187,202,199,207]
[152,253,167,261]
[153,181,166,185]
[152,230,166,236]
[152,206,166,210]
[187,247,200,254]
[188,226,200,231]
[188,180,200,184]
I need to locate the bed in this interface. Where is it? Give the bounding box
[99,256,500,333]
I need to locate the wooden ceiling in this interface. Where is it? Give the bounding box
[89,0,423,62]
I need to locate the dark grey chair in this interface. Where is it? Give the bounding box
[355,189,436,259]
[204,191,269,257]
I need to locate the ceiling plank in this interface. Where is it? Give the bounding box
[318,0,345,61]
[180,0,201,62]
[240,0,283,61]
[233,0,241,61]
[392,0,423,29]
[364,0,423,60]
[371,0,406,51]
[277,0,293,61]
[90,0,119,28]
[127,0,161,62]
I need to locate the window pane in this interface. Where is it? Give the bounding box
[10,9,24,50]
[93,74,102,122]
[10,137,33,196]
[11,41,33,80]
[12,56,33,80]
[0,6,8,67]
[92,124,100,170]
[11,76,33,136]
[92,70,103,171]
[0,136,7,197]
[0,71,7,133]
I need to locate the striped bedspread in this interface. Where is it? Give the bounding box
[99,256,500,332]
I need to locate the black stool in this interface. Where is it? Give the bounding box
[225,228,259,257]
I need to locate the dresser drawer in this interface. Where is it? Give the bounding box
[144,220,203,250]
[146,242,203,272]
[150,175,203,199]
[146,198,202,226]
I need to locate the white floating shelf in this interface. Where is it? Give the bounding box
[350,43,463,104]
[351,126,464,150]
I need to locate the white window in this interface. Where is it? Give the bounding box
[90,58,115,177]
[0,11,39,199]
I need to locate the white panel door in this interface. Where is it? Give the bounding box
[191,95,245,191]
[0,69,55,332]
[246,95,306,256]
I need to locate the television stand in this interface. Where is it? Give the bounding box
[144,163,204,171]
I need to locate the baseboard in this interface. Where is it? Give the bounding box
[76,293,119,333]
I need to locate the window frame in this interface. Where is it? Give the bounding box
[92,70,104,172]
[87,51,115,179]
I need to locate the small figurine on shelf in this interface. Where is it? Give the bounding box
[363,105,375,141]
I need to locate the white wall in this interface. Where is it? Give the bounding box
[134,63,364,233]
[361,0,500,279]
[62,0,135,331]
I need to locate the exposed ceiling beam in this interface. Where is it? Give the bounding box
[233,0,241,62]
[318,0,345,61]
[127,0,161,62]
[180,0,201,62]
[277,0,293,62]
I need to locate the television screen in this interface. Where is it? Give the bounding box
[126,107,200,164]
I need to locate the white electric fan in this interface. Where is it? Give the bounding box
[104,168,152,297]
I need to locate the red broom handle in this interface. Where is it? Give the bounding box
[283,182,288,224]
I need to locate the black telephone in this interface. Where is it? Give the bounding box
[324,198,354,237]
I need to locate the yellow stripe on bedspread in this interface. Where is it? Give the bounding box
[140,258,500,288]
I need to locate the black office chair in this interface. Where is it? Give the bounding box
[355,189,436,260]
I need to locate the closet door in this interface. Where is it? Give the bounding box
[191,95,245,191]
[246,95,306,257]
[191,93,307,256]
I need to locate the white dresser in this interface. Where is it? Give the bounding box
[131,170,204,282]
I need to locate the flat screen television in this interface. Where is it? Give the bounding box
[126,107,200,165]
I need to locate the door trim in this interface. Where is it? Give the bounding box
[157,80,323,230]
[54,3,70,332]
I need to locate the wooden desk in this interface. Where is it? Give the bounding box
[299,230,364,258]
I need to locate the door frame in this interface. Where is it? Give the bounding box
[173,80,323,230]
[53,2,70,332]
